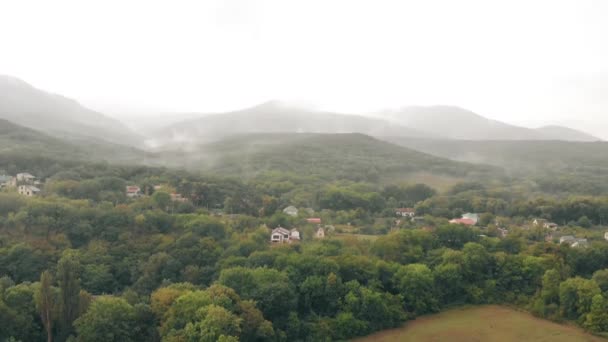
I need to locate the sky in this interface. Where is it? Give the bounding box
[1,0,607,137]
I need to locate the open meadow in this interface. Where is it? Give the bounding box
[353,306,606,342]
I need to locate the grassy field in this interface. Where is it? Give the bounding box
[352,305,606,342]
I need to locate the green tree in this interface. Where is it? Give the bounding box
[396,263,439,315]
[57,251,81,339]
[36,271,56,342]
[584,294,608,333]
[73,296,136,342]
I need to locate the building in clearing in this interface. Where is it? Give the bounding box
[18,185,40,197]
[126,185,142,198]
[283,206,299,217]
[271,227,300,244]
[395,208,416,217]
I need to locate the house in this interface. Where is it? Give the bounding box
[534,218,558,230]
[462,213,479,224]
[18,185,40,196]
[126,185,142,198]
[604,232,608,241]
[283,206,299,217]
[315,227,325,239]
[395,208,416,217]
[449,218,476,226]
[533,218,547,226]
[16,172,35,182]
[546,222,559,230]
[270,226,300,243]
[307,218,322,224]
[559,235,575,244]
[571,239,589,248]
[559,235,588,248]
[271,227,291,243]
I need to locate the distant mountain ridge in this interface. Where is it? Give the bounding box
[0,75,142,146]
[377,106,600,141]
[153,101,434,144]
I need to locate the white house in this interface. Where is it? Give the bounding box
[18,185,40,197]
[559,235,588,248]
[271,227,300,243]
[16,172,35,182]
[283,206,299,217]
[126,185,142,198]
[395,208,415,217]
[271,227,291,243]
[604,232,608,241]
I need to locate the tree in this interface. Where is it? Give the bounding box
[584,294,608,333]
[36,271,56,342]
[183,305,242,342]
[395,263,438,315]
[152,191,171,211]
[73,296,136,342]
[57,251,81,339]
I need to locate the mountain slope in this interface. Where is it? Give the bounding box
[0,118,146,163]
[0,75,142,146]
[377,106,599,141]
[152,133,498,182]
[384,137,608,174]
[535,125,600,141]
[153,101,433,144]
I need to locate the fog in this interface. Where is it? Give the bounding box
[1,0,608,138]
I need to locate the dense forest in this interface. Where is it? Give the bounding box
[2,145,608,341]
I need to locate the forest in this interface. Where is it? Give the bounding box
[2,149,608,342]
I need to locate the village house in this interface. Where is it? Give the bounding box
[449,218,476,226]
[18,185,40,197]
[559,235,589,248]
[283,206,298,217]
[306,218,322,224]
[126,185,142,198]
[462,213,479,224]
[604,232,608,241]
[315,227,325,239]
[270,226,300,244]
[533,218,558,230]
[395,208,416,217]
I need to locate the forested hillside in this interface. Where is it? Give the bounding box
[154,133,498,183]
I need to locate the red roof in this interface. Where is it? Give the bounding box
[396,208,415,213]
[306,218,322,224]
[126,186,140,193]
[449,218,476,226]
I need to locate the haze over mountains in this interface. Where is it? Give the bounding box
[0,75,142,147]
[377,106,600,141]
[0,75,602,155]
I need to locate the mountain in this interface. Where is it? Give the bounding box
[384,136,608,175]
[152,133,498,182]
[535,125,600,141]
[152,101,432,145]
[377,106,599,141]
[0,75,142,146]
[0,118,147,163]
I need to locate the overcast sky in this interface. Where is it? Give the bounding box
[1,0,607,137]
